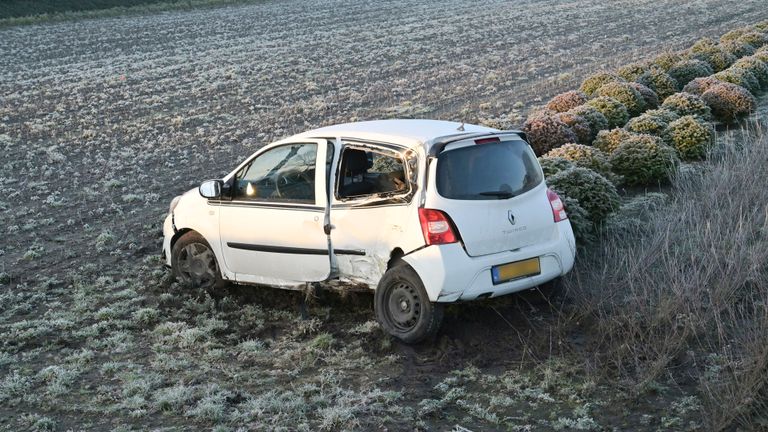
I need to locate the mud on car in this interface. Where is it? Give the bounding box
[163,120,576,343]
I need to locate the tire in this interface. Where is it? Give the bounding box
[171,231,226,291]
[522,277,564,306]
[374,264,444,343]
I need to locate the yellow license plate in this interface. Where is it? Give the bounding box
[491,257,541,285]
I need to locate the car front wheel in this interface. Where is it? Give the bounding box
[374,264,443,343]
[171,231,224,291]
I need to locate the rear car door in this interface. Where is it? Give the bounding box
[218,140,333,285]
[426,136,555,257]
[328,141,421,285]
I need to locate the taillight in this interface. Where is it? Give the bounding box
[418,208,458,245]
[547,188,568,222]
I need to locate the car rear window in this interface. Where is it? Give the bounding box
[436,140,543,200]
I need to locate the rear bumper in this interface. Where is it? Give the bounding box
[403,220,576,302]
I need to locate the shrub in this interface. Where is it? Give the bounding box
[754,20,768,32]
[617,63,649,81]
[545,143,613,179]
[527,108,555,118]
[651,51,683,71]
[609,134,679,186]
[522,114,577,155]
[546,167,620,224]
[538,156,574,178]
[478,116,515,130]
[720,28,750,43]
[604,192,669,234]
[755,47,768,63]
[560,196,595,244]
[719,40,756,59]
[688,38,737,72]
[593,128,634,154]
[691,49,738,73]
[732,56,768,86]
[667,59,714,88]
[700,82,757,122]
[625,113,669,140]
[586,97,629,129]
[546,90,588,113]
[713,67,760,95]
[643,108,680,123]
[689,37,718,52]
[666,115,714,160]
[555,112,591,144]
[628,82,660,110]
[661,92,712,120]
[579,72,625,96]
[637,68,678,100]
[568,105,609,141]
[736,32,768,49]
[682,76,722,95]
[595,82,646,117]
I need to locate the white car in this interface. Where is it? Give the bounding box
[163,119,576,342]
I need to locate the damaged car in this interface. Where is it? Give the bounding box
[163,119,576,343]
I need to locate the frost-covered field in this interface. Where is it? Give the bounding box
[1,0,767,430]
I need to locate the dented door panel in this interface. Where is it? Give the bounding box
[331,203,422,286]
[328,142,426,287]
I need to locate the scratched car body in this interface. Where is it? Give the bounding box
[163,119,576,342]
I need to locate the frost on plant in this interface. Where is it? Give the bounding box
[682,76,723,96]
[538,157,575,178]
[594,82,646,117]
[546,90,588,113]
[661,92,712,120]
[522,114,577,155]
[544,143,613,180]
[667,59,714,88]
[701,82,757,122]
[608,134,679,186]
[567,105,609,141]
[546,167,619,224]
[714,67,760,95]
[585,97,629,129]
[579,72,625,97]
[666,115,715,160]
[637,68,679,100]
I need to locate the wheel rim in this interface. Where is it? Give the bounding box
[176,242,218,288]
[385,281,421,332]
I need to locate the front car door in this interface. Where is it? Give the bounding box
[217,139,333,286]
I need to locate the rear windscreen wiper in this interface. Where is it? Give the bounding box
[478,191,515,199]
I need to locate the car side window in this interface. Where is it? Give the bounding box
[337,146,408,199]
[233,143,317,203]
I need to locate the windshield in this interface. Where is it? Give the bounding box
[436,140,543,200]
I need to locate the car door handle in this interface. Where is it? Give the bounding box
[324,223,335,235]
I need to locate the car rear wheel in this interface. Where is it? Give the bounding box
[171,231,224,291]
[374,264,443,343]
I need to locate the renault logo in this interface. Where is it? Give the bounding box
[507,211,516,225]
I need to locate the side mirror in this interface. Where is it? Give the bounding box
[199,179,223,199]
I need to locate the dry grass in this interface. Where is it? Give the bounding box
[561,121,768,430]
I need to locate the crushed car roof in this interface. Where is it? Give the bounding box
[287,119,505,149]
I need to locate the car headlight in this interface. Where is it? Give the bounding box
[169,195,182,214]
